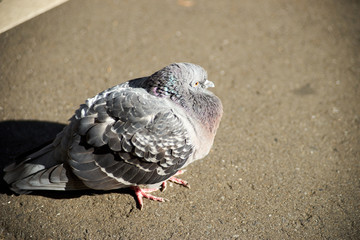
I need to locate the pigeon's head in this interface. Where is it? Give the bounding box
[145,63,215,105]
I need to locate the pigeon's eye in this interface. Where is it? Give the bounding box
[193,82,200,87]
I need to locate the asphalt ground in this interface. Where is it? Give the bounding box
[0,0,359,239]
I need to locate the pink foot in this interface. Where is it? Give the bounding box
[131,186,168,210]
[161,170,190,191]
[168,176,190,187]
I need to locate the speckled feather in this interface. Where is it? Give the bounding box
[3,63,223,200]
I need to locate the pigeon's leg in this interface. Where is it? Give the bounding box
[131,186,168,210]
[161,170,190,192]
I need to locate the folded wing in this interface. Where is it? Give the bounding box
[69,88,194,190]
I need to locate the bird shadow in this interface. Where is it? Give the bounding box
[0,120,132,200]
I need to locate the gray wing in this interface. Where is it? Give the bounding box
[68,88,194,190]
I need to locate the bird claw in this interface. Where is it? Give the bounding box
[161,169,190,192]
[164,176,190,190]
[131,170,189,209]
[131,186,168,210]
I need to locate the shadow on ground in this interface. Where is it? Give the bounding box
[0,120,136,202]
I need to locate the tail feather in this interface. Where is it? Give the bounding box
[3,162,46,188]
[11,164,68,193]
[3,143,88,194]
[3,143,56,185]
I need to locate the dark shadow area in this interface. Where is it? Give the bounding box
[0,120,134,201]
[27,188,132,200]
[0,120,65,162]
[0,120,66,166]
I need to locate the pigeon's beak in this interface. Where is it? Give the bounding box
[204,80,215,88]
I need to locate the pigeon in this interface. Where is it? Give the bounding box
[3,63,223,209]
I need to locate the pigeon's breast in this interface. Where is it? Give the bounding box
[174,108,215,165]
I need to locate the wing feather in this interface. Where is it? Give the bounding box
[68,88,194,189]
